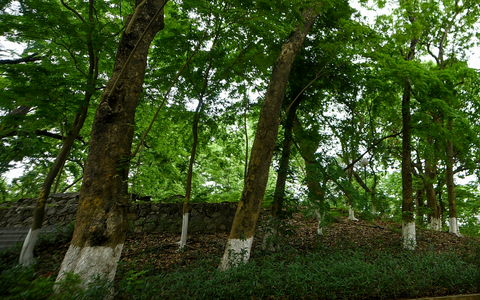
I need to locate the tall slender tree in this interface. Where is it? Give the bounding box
[220,3,321,270]
[18,0,104,265]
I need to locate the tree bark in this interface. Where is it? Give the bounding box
[424,158,441,231]
[179,99,203,249]
[219,6,320,271]
[415,186,426,226]
[401,77,416,249]
[56,0,164,286]
[401,9,418,248]
[446,119,460,236]
[19,120,85,265]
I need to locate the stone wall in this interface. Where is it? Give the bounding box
[0,193,238,233]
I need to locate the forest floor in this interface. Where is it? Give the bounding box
[31,208,480,279]
[118,209,480,274]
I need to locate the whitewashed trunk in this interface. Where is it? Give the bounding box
[19,228,41,265]
[316,210,325,235]
[348,205,358,221]
[178,213,189,249]
[55,244,123,286]
[219,237,253,271]
[402,221,416,250]
[449,217,462,237]
[372,203,377,215]
[429,217,441,231]
[261,226,278,251]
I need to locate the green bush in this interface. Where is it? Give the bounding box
[0,263,54,299]
[114,250,480,300]
[1,247,479,299]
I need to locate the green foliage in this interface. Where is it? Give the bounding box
[112,250,480,299]
[0,264,112,300]
[0,263,54,300]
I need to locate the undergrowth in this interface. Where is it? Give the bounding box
[113,249,480,300]
[1,215,480,299]
[3,246,479,299]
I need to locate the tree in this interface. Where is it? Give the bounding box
[55,0,165,286]
[14,0,109,265]
[219,3,321,271]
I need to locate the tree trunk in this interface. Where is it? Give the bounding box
[292,115,326,235]
[19,121,85,265]
[19,0,99,264]
[219,6,320,271]
[424,159,441,231]
[446,120,460,235]
[56,0,164,286]
[400,9,418,247]
[346,164,358,221]
[415,186,426,226]
[180,99,204,249]
[401,79,416,250]
[353,170,374,213]
[371,173,378,214]
[262,94,300,251]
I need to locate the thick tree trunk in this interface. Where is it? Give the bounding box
[262,95,300,251]
[219,6,320,271]
[446,120,460,235]
[56,0,164,286]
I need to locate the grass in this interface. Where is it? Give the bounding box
[1,210,480,299]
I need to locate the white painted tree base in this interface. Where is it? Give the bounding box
[19,228,40,265]
[219,237,253,271]
[402,221,416,250]
[429,217,441,231]
[262,226,278,251]
[178,213,189,250]
[316,210,325,235]
[449,217,462,237]
[55,244,123,287]
[348,205,358,221]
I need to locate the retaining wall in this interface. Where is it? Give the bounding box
[0,193,238,233]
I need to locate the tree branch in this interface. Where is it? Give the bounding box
[343,131,402,172]
[0,129,84,143]
[0,53,43,65]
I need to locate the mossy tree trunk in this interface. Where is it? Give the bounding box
[219,6,320,271]
[55,0,165,286]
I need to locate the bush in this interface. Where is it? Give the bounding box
[0,263,54,299]
[114,250,480,299]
